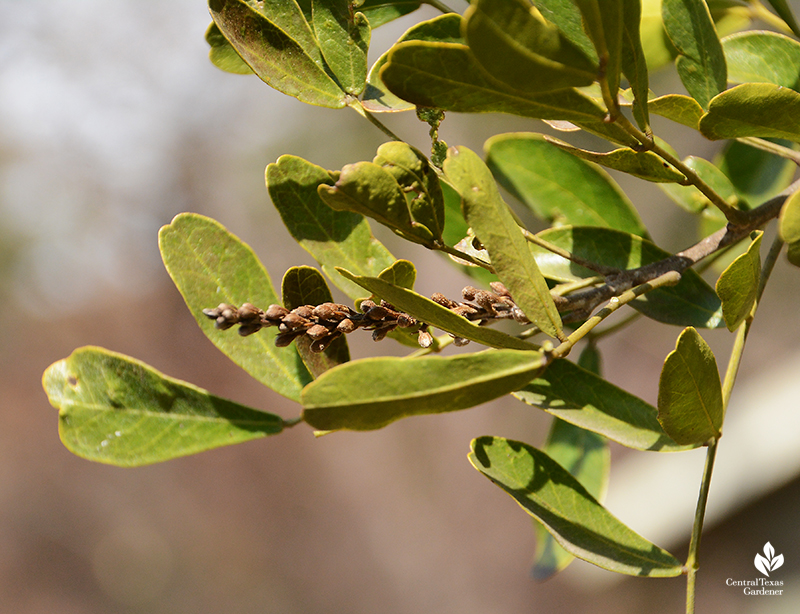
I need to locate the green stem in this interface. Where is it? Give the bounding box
[347,98,403,141]
[438,242,495,272]
[737,137,800,165]
[685,439,719,614]
[423,0,457,13]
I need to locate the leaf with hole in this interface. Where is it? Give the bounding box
[44,347,285,467]
[469,436,683,576]
[159,213,312,401]
[302,349,546,431]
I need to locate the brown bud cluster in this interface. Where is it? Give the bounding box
[202,299,419,353]
[202,282,527,352]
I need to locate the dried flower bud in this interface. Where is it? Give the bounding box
[396,313,416,328]
[238,303,261,323]
[452,336,470,347]
[238,323,262,336]
[511,307,529,323]
[292,305,314,319]
[312,303,336,320]
[336,318,356,334]
[418,329,433,348]
[264,304,289,321]
[281,313,308,329]
[360,299,376,312]
[462,286,478,301]
[306,324,330,340]
[371,324,396,342]
[366,305,390,320]
[490,282,511,297]
[275,330,303,347]
[431,293,458,309]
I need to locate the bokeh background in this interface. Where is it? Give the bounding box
[2,1,800,612]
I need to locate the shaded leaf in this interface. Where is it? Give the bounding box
[377,258,416,289]
[659,155,740,214]
[779,190,800,267]
[542,135,684,184]
[621,0,650,128]
[302,350,546,430]
[657,327,723,445]
[715,139,797,206]
[266,155,395,299]
[763,0,800,38]
[360,0,421,29]
[282,266,350,377]
[44,347,284,467]
[380,41,639,146]
[572,0,624,98]
[209,0,347,108]
[531,0,597,62]
[715,231,762,331]
[528,226,725,328]
[311,0,370,95]
[647,94,704,130]
[514,358,689,452]
[485,133,650,235]
[699,83,800,142]
[464,0,597,94]
[639,0,679,71]
[336,269,537,351]
[362,13,463,112]
[662,0,727,108]
[159,213,312,401]
[723,31,800,91]
[205,22,254,75]
[444,146,563,339]
[469,436,684,576]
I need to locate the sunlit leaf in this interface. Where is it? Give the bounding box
[282,266,350,377]
[662,0,726,108]
[266,155,395,299]
[514,358,690,451]
[44,347,284,467]
[531,0,597,62]
[302,350,546,430]
[647,94,704,130]
[723,31,800,91]
[311,0,370,95]
[464,0,597,94]
[699,83,800,142]
[159,213,312,401]
[469,436,683,576]
[715,231,762,331]
[485,133,650,235]
[657,327,723,445]
[572,0,624,98]
[659,155,739,214]
[205,22,254,75]
[444,146,564,339]
[621,0,650,128]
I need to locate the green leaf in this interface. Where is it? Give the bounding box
[715,231,762,331]
[528,226,725,328]
[715,139,797,206]
[533,414,610,579]
[763,0,800,38]
[662,0,726,108]
[657,327,723,445]
[779,190,800,267]
[464,0,597,94]
[485,134,650,236]
[281,266,350,377]
[44,347,284,467]
[468,436,683,576]
[444,146,564,339]
[699,83,800,142]
[640,0,679,71]
[531,0,598,62]
[311,0,370,95]
[159,213,312,401]
[647,94,704,130]
[359,0,421,29]
[542,136,684,184]
[209,0,347,108]
[266,155,395,299]
[318,160,434,245]
[302,349,547,431]
[362,13,463,112]
[373,141,445,240]
[205,22,254,75]
[514,358,689,451]
[336,269,538,351]
[659,155,740,214]
[380,41,639,146]
[572,0,624,98]
[723,31,800,91]
[377,258,416,289]
[621,0,650,128]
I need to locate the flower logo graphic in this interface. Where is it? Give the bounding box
[754,542,784,577]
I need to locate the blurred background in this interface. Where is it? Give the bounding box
[2,1,800,612]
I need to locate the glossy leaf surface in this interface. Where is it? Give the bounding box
[485,134,649,235]
[657,327,723,445]
[444,146,563,339]
[311,0,370,95]
[336,269,537,351]
[464,0,597,94]
[531,0,597,62]
[282,266,350,377]
[514,358,689,452]
[662,0,726,108]
[779,190,800,267]
[159,213,312,401]
[302,350,546,431]
[647,94,704,129]
[44,347,284,467]
[209,0,346,108]
[699,83,800,142]
[266,155,395,299]
[469,436,683,576]
[723,31,800,91]
[528,226,725,328]
[715,232,762,331]
[380,41,638,146]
